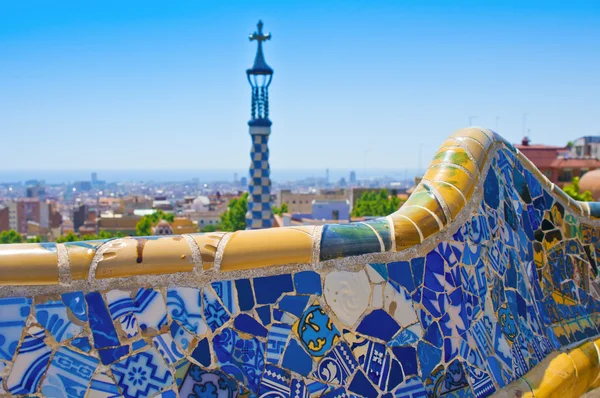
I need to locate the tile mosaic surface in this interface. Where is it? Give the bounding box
[1,132,600,397]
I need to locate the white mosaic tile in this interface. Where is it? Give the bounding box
[383,283,418,327]
[324,270,370,327]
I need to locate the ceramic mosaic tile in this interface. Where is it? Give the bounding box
[1,130,600,397]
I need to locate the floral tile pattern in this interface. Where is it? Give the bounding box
[0,143,600,397]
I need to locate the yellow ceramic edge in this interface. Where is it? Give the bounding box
[0,243,59,286]
[501,338,600,398]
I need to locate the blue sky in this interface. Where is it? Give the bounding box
[1,0,599,172]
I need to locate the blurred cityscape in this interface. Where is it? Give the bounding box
[1,133,599,243]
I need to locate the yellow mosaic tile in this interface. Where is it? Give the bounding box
[0,243,59,286]
[188,232,228,270]
[94,236,194,279]
[568,341,600,397]
[220,226,315,272]
[398,205,442,242]
[402,185,447,226]
[450,127,493,150]
[423,164,476,200]
[523,352,577,398]
[427,180,466,220]
[454,136,488,170]
[387,215,421,251]
[65,241,106,280]
[431,147,477,176]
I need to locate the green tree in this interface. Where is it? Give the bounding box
[351,189,403,217]
[564,176,593,202]
[272,203,288,216]
[219,193,248,232]
[136,209,175,236]
[201,224,217,233]
[56,232,80,243]
[0,230,24,244]
[27,235,42,243]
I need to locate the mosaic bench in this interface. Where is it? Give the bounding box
[1,127,600,398]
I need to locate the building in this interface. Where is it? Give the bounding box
[277,189,348,214]
[170,218,198,234]
[311,200,350,221]
[572,136,600,159]
[349,171,357,184]
[97,215,139,235]
[515,137,600,187]
[0,205,9,231]
[16,198,41,234]
[245,20,274,230]
[73,204,88,232]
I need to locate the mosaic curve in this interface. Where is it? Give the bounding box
[0,128,599,397]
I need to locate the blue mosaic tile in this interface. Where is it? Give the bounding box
[6,329,51,395]
[254,274,294,304]
[294,302,340,357]
[41,346,98,397]
[89,372,120,398]
[85,292,120,349]
[345,331,403,390]
[278,295,310,317]
[291,378,309,398]
[417,340,442,379]
[190,337,211,367]
[314,342,358,385]
[392,346,418,376]
[99,345,130,365]
[179,364,238,397]
[169,321,194,353]
[235,278,255,311]
[294,271,322,294]
[134,288,168,332]
[394,376,427,397]
[0,297,32,361]
[348,370,378,397]
[202,287,231,332]
[153,333,184,365]
[212,280,239,314]
[132,339,148,352]
[357,309,400,341]
[259,364,291,396]
[388,261,416,292]
[213,327,265,393]
[234,313,268,337]
[282,338,313,376]
[61,291,88,322]
[267,322,292,364]
[167,287,207,335]
[111,348,173,398]
[256,305,272,326]
[369,263,389,281]
[71,336,91,353]
[36,300,82,343]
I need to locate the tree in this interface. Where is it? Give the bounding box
[136,209,175,236]
[351,189,403,217]
[272,203,288,216]
[201,225,217,233]
[219,193,248,232]
[0,230,24,244]
[56,232,80,243]
[27,235,42,243]
[564,176,593,202]
[566,141,574,150]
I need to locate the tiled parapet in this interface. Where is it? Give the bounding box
[0,128,600,397]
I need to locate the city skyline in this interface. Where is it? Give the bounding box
[1,0,599,171]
